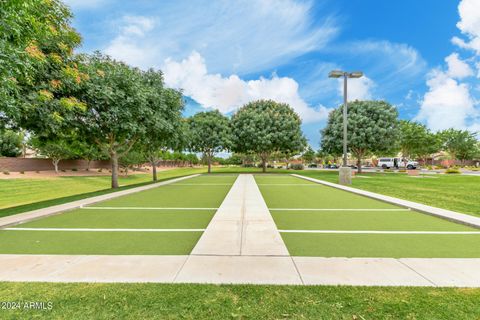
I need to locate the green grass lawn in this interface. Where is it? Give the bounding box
[297,170,480,216]
[0,175,235,255]
[256,174,480,258]
[0,283,479,319]
[0,167,206,217]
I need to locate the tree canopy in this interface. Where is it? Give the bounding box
[231,100,306,172]
[1,0,82,131]
[187,110,231,173]
[0,129,23,157]
[321,100,399,172]
[438,129,479,164]
[399,120,440,163]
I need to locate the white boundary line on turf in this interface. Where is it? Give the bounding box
[80,207,218,210]
[279,230,480,234]
[170,184,233,186]
[270,208,411,211]
[5,228,205,232]
[256,184,321,186]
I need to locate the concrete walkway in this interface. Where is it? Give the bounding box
[0,174,200,228]
[176,174,302,284]
[190,174,289,256]
[1,255,480,286]
[1,174,480,286]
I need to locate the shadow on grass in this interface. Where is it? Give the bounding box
[0,175,189,218]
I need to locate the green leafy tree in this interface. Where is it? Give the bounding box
[0,129,23,157]
[30,137,74,173]
[398,120,441,166]
[231,100,306,172]
[72,140,106,170]
[439,129,479,165]
[73,53,158,188]
[1,0,83,131]
[302,146,316,164]
[119,149,146,176]
[321,100,399,173]
[137,70,184,181]
[187,110,231,173]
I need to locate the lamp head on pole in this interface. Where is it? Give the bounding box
[328,70,344,78]
[328,70,364,79]
[348,71,363,78]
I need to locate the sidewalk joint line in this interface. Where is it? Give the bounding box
[397,259,437,286]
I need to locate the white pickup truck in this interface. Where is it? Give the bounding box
[377,157,419,169]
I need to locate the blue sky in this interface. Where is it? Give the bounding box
[65,0,480,148]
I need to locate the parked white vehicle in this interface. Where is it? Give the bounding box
[377,157,419,169]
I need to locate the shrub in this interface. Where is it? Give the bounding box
[445,168,461,174]
[398,169,406,173]
[36,170,40,173]
[290,163,304,170]
[61,169,66,172]
[72,168,78,171]
[3,170,10,175]
[19,171,25,174]
[242,163,255,168]
[427,165,433,170]
[98,168,103,172]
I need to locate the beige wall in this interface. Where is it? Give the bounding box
[0,158,111,172]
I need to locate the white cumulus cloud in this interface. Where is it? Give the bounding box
[415,70,477,131]
[445,53,473,78]
[163,52,330,123]
[452,0,480,54]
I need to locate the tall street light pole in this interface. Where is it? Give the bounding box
[328,70,363,184]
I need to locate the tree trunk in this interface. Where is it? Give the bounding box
[151,160,158,182]
[262,158,266,173]
[357,157,362,173]
[111,151,119,189]
[86,159,91,171]
[207,155,212,173]
[53,159,60,174]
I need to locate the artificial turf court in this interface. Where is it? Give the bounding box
[0,175,237,255]
[255,175,480,258]
[1,173,479,258]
